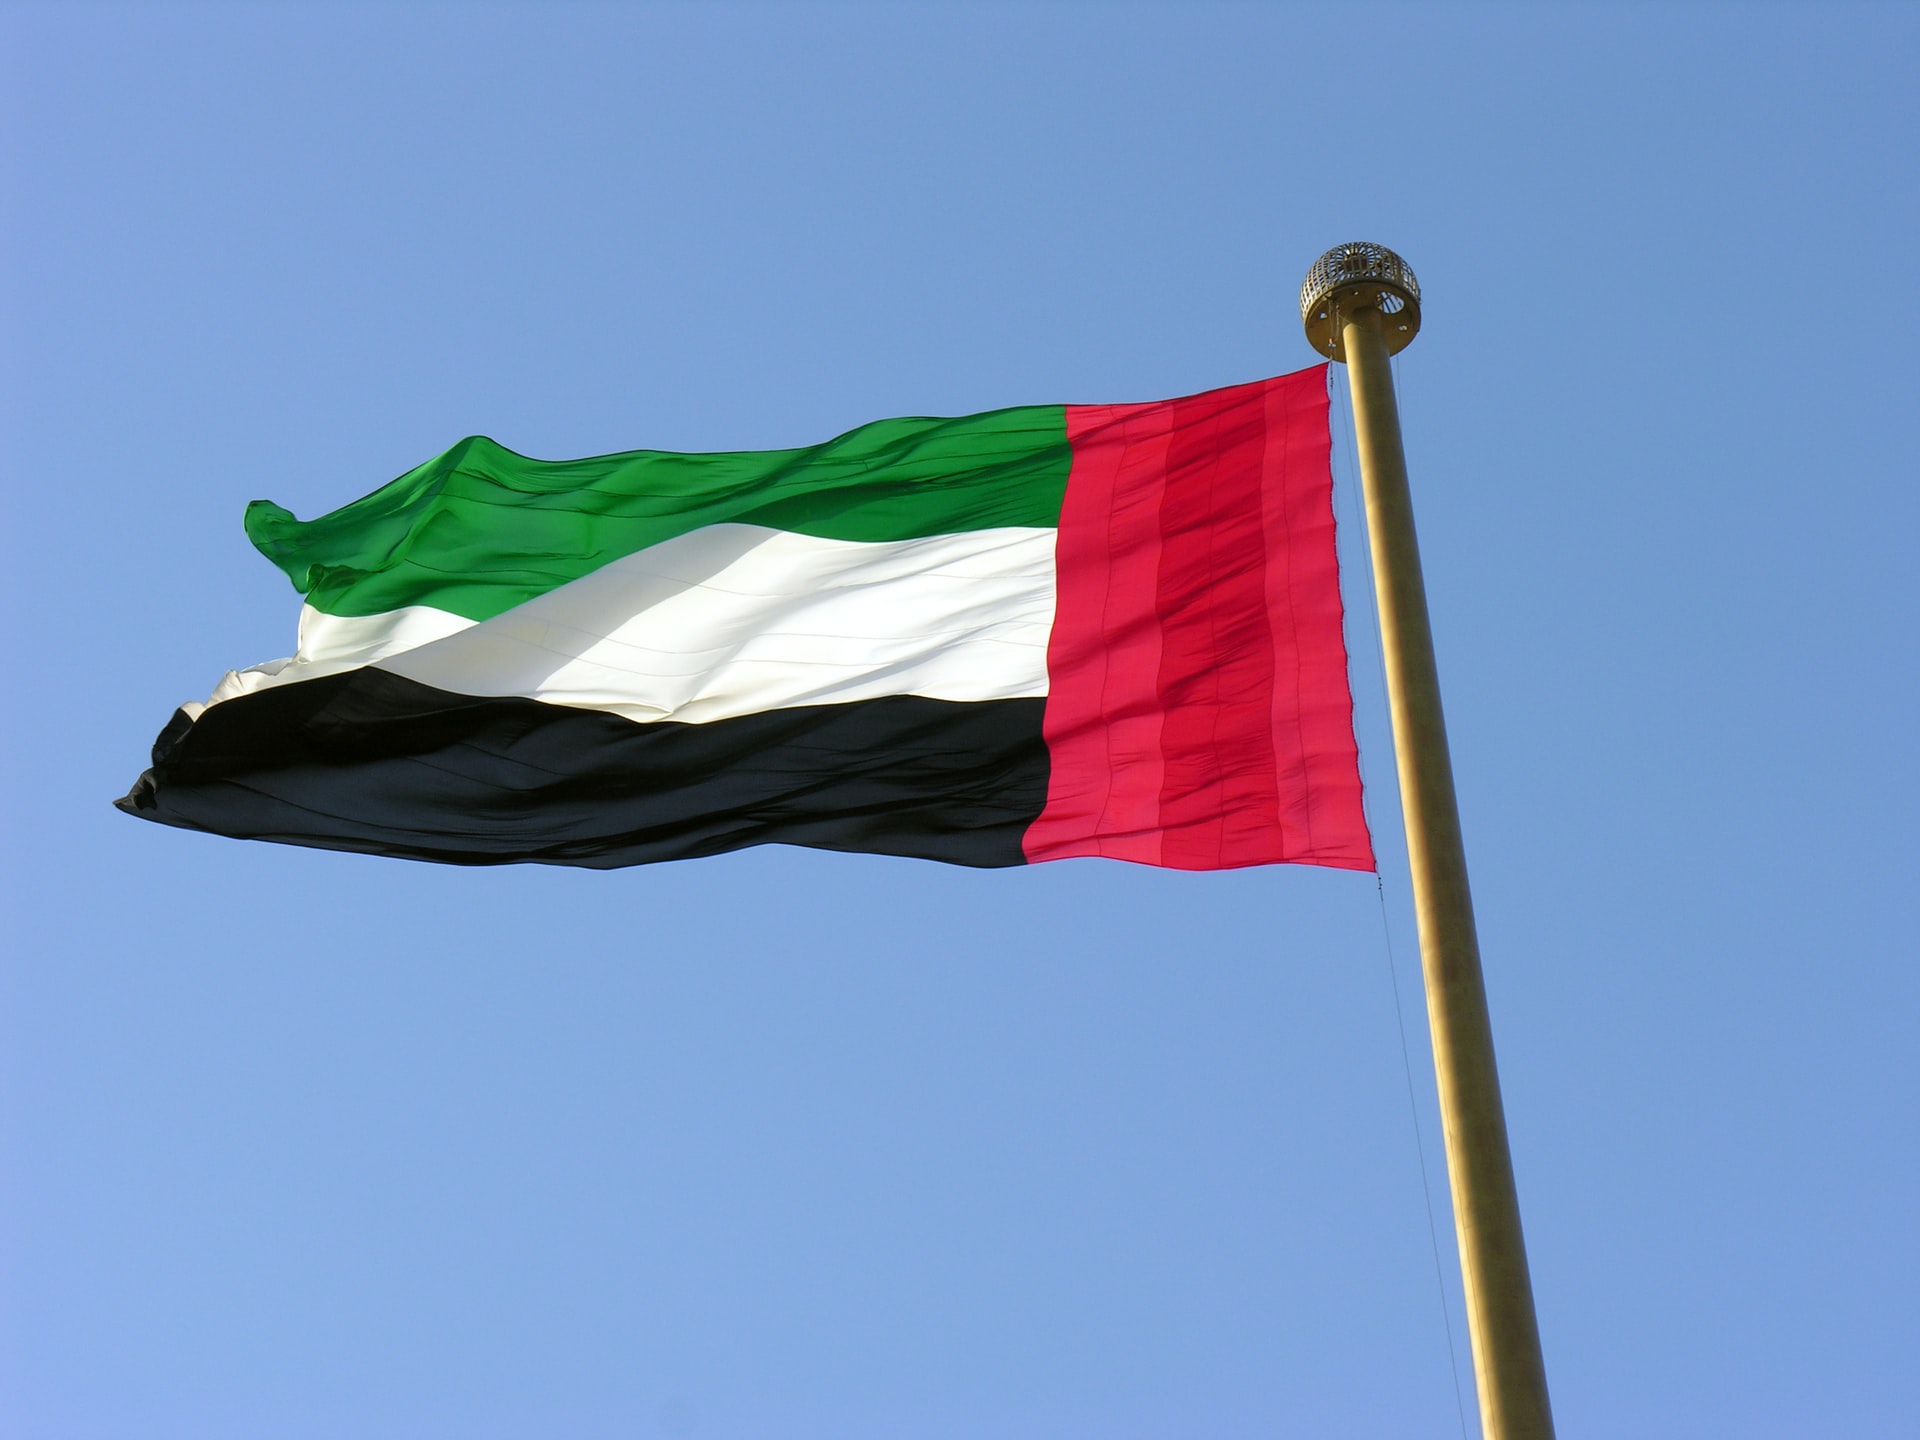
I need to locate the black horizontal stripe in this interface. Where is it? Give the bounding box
[117,669,1050,869]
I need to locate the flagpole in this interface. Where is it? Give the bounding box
[1301,244,1555,1439]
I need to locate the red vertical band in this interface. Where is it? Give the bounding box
[1023,367,1374,872]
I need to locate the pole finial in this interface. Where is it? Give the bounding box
[1301,243,1421,362]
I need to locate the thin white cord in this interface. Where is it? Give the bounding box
[1331,364,1471,1440]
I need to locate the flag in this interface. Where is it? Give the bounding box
[118,366,1373,873]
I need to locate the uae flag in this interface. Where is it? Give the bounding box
[119,366,1374,873]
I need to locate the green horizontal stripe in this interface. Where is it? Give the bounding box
[246,405,1071,621]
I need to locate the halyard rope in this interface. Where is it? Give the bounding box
[1334,359,1471,1440]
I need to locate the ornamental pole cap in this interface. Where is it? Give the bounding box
[1300,242,1421,361]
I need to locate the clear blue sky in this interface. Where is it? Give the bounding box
[3,3,1914,1436]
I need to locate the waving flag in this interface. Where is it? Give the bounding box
[119,366,1372,872]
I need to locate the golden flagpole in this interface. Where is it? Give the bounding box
[1301,244,1555,1438]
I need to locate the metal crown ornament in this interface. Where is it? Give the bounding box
[1299,242,1422,362]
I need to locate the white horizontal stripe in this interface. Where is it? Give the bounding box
[195,524,1057,726]
[196,604,477,714]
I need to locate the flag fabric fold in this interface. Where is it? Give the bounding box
[119,365,1374,873]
